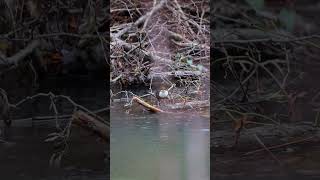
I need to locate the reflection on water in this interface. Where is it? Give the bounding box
[111,107,209,180]
[0,125,107,180]
[0,77,108,180]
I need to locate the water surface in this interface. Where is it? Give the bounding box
[0,77,108,179]
[111,105,209,180]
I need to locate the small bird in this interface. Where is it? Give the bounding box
[157,89,169,99]
[152,83,175,106]
[153,88,168,106]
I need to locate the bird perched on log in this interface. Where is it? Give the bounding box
[0,88,11,127]
[157,89,169,99]
[152,83,175,106]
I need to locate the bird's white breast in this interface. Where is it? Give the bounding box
[158,90,169,98]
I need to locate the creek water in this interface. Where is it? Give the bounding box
[0,76,210,180]
[0,76,108,180]
[110,104,210,180]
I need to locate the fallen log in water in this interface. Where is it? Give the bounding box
[72,110,109,142]
[132,96,164,113]
[132,96,209,112]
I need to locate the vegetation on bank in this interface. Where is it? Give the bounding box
[111,0,210,111]
[213,0,320,177]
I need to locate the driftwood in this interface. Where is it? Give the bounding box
[72,110,109,142]
[132,96,164,113]
[131,96,209,112]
